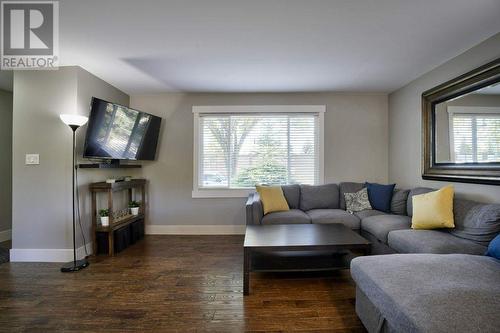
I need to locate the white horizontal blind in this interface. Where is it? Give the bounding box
[452,113,500,163]
[199,113,319,189]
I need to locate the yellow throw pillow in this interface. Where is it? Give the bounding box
[411,185,455,230]
[256,185,290,215]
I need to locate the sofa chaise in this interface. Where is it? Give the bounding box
[351,254,500,333]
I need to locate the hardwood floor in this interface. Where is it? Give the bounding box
[0,235,366,332]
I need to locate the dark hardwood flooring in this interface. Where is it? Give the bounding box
[0,240,11,249]
[0,235,366,332]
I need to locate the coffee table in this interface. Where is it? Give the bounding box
[243,223,371,295]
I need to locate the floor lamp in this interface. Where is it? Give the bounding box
[59,114,90,272]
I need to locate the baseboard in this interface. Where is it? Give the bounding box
[0,229,11,242]
[146,225,246,235]
[10,242,93,263]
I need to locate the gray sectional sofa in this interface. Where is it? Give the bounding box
[245,182,500,255]
[246,182,500,333]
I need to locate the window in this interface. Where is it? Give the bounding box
[193,106,325,197]
[449,107,500,163]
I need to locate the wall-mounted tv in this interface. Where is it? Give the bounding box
[83,97,162,161]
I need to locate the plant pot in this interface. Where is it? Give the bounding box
[130,207,140,216]
[100,216,109,226]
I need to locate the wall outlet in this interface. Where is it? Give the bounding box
[25,154,40,165]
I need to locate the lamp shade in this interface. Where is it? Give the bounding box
[59,114,88,127]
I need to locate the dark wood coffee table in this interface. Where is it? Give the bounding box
[243,223,371,295]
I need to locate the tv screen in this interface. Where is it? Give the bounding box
[83,98,162,160]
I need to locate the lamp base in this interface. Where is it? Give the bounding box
[61,258,90,272]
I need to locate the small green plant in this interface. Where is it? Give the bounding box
[99,209,109,217]
[128,201,140,208]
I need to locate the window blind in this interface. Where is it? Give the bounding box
[198,113,319,189]
[452,113,500,163]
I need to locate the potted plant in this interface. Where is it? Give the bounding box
[129,201,140,216]
[99,209,109,226]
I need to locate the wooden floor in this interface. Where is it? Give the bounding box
[0,236,366,332]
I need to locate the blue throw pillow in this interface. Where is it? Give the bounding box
[365,182,396,213]
[485,233,500,260]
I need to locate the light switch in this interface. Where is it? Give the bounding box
[25,154,40,165]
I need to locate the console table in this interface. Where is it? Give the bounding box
[90,179,146,256]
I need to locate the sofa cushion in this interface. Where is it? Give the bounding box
[339,182,364,210]
[361,215,411,244]
[351,254,500,333]
[299,184,339,211]
[451,198,500,245]
[411,185,455,230]
[256,185,290,215]
[261,209,311,225]
[354,209,387,220]
[388,229,487,255]
[486,234,500,260]
[406,187,434,217]
[306,209,360,230]
[390,189,409,215]
[344,188,372,213]
[365,183,396,213]
[281,184,300,209]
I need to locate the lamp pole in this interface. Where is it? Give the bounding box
[71,125,77,267]
[60,115,89,272]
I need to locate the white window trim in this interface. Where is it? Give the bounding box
[192,105,326,198]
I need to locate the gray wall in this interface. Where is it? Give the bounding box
[12,67,134,252]
[0,89,12,234]
[389,33,500,202]
[130,92,388,227]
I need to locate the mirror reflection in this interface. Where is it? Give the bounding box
[434,81,500,164]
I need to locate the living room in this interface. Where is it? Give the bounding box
[0,1,499,332]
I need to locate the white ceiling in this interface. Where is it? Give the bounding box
[2,0,500,94]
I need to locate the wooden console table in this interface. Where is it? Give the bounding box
[90,179,146,256]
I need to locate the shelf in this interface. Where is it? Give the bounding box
[79,163,141,169]
[96,213,144,232]
[89,178,146,191]
[91,178,146,256]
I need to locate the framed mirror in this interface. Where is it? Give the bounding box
[422,58,500,185]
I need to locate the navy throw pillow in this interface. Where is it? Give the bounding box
[365,182,396,213]
[485,233,500,260]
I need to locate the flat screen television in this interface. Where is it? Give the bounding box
[83,97,162,161]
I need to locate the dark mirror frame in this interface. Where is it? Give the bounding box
[422,58,500,185]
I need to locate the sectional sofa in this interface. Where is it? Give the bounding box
[245,182,500,333]
[245,182,500,255]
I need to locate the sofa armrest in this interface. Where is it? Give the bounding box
[245,192,264,225]
[245,193,254,225]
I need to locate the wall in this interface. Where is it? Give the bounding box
[130,92,388,231]
[0,89,12,241]
[389,32,500,202]
[11,66,134,262]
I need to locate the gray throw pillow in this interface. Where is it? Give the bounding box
[344,188,372,214]
[391,189,410,215]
